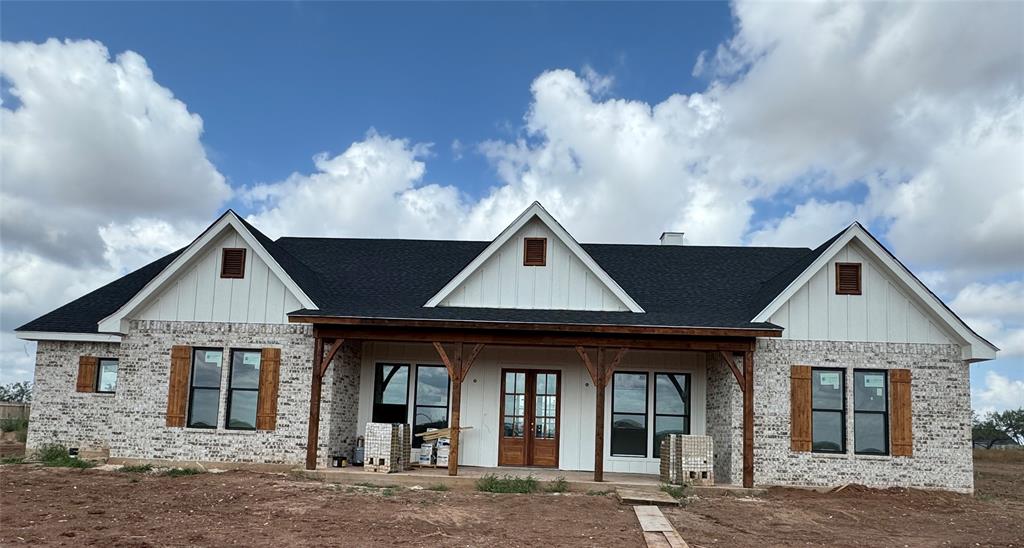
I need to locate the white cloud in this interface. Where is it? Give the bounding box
[581,64,614,97]
[973,371,1024,415]
[952,281,1024,323]
[748,200,858,248]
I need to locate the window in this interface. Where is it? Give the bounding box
[372,363,409,424]
[611,372,648,457]
[187,348,223,428]
[96,358,118,393]
[503,371,526,438]
[226,350,261,430]
[534,372,558,440]
[811,368,845,453]
[523,237,547,266]
[836,263,862,295]
[854,370,889,455]
[412,365,449,447]
[653,373,690,458]
[220,248,246,278]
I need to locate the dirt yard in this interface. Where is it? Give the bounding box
[1,450,1022,547]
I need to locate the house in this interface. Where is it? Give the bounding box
[15,202,997,492]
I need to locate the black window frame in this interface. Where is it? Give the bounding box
[372,362,410,424]
[225,349,262,431]
[853,369,889,456]
[610,371,649,458]
[412,364,450,448]
[187,347,224,429]
[95,357,119,394]
[653,372,691,458]
[811,367,846,454]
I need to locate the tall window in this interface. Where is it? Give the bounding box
[854,370,888,455]
[226,350,261,430]
[811,368,845,453]
[653,373,690,458]
[96,358,118,393]
[188,348,223,429]
[611,372,648,457]
[373,363,409,424]
[413,365,449,447]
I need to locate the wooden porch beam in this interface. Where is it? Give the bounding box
[462,343,485,378]
[718,350,746,392]
[574,346,626,482]
[430,342,485,477]
[742,350,754,488]
[305,336,325,470]
[320,338,345,377]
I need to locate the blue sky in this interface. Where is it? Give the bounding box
[1,2,1021,412]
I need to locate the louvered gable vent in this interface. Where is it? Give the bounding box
[835,262,861,295]
[220,248,246,279]
[523,237,547,266]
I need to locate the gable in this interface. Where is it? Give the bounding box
[425,202,643,313]
[438,217,631,311]
[766,239,957,345]
[754,224,997,361]
[97,211,316,334]
[135,227,303,324]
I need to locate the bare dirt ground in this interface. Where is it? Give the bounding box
[1,450,1021,547]
[665,450,1024,547]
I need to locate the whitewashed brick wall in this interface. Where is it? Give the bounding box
[26,341,122,454]
[753,339,973,492]
[705,352,743,485]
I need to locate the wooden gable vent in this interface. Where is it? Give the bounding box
[523,237,547,266]
[220,248,246,279]
[835,262,862,295]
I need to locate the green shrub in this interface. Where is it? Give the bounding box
[544,476,569,493]
[0,456,26,465]
[586,489,612,496]
[161,467,203,477]
[0,417,28,433]
[381,487,397,497]
[475,474,538,493]
[120,464,154,474]
[33,444,95,468]
[660,483,688,500]
[426,483,450,492]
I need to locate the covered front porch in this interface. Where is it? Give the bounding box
[299,317,766,488]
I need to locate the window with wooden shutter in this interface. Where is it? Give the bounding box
[523,238,547,266]
[889,369,913,457]
[76,356,98,393]
[255,348,281,430]
[166,345,191,427]
[220,248,246,279]
[835,262,862,295]
[790,365,812,452]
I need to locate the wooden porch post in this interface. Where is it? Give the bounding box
[742,350,754,489]
[576,346,626,482]
[305,336,345,471]
[433,342,484,476]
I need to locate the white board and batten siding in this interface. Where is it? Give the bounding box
[769,241,955,345]
[439,218,630,312]
[356,342,706,474]
[136,230,302,324]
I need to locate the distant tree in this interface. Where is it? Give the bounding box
[0,381,32,403]
[991,408,1024,445]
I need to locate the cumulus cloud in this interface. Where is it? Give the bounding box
[748,200,859,248]
[973,371,1024,415]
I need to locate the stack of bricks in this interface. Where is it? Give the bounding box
[660,434,715,486]
[364,422,410,473]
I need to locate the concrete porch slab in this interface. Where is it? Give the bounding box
[617,488,680,506]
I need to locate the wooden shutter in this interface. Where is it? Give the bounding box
[790,365,813,452]
[256,347,281,431]
[220,248,246,278]
[890,368,913,456]
[523,238,547,266]
[835,263,862,295]
[166,346,191,427]
[76,356,98,393]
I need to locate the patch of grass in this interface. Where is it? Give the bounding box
[120,464,154,474]
[426,483,451,492]
[660,483,688,500]
[976,493,997,502]
[974,449,1024,463]
[586,489,612,496]
[475,473,538,494]
[34,444,95,469]
[381,487,397,497]
[0,417,29,439]
[544,476,569,493]
[0,456,26,465]
[161,467,203,477]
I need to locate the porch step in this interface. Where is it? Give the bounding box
[616,487,680,506]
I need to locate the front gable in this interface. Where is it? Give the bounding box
[753,223,998,361]
[98,211,316,334]
[425,202,643,313]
